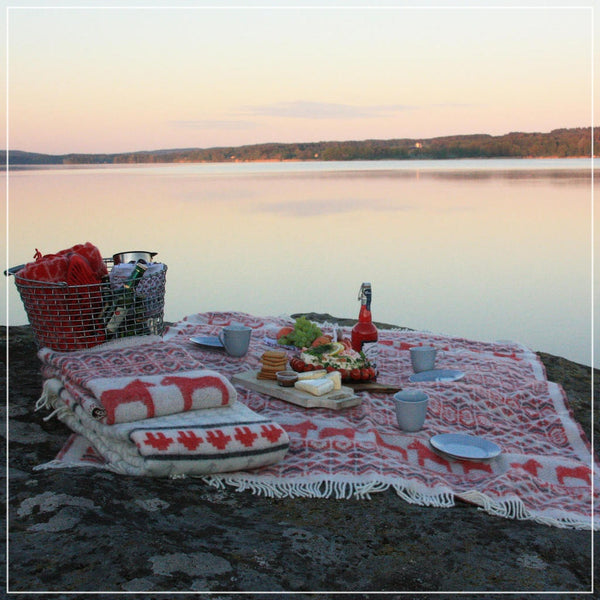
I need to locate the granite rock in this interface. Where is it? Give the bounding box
[3,321,598,597]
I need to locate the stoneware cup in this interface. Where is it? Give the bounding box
[393,390,429,432]
[410,345,437,373]
[219,324,252,357]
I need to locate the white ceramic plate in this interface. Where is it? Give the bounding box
[430,433,501,460]
[409,369,464,383]
[263,336,295,350]
[189,335,224,349]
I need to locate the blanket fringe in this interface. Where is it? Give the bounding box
[202,477,453,506]
[33,459,70,471]
[392,484,455,508]
[201,478,596,530]
[33,459,105,472]
[461,491,595,530]
[35,380,67,421]
[35,383,52,412]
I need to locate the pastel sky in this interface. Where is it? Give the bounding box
[2,0,597,154]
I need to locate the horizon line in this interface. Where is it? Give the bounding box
[3,125,595,157]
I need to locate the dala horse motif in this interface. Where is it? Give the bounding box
[510,458,543,477]
[282,420,318,438]
[161,375,231,410]
[101,379,156,424]
[555,465,591,486]
[510,459,591,486]
[100,375,231,424]
[407,439,452,472]
[319,427,356,440]
[372,430,408,461]
[406,439,493,475]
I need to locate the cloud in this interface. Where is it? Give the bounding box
[170,120,259,130]
[169,102,475,130]
[240,101,417,120]
[247,197,419,218]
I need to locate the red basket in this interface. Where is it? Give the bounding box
[12,261,167,352]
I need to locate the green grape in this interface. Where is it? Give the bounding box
[278,316,322,348]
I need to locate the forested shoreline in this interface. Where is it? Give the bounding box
[3,126,595,165]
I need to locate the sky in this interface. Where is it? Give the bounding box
[1,0,597,155]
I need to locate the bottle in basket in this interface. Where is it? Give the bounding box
[105,261,148,335]
[351,282,378,363]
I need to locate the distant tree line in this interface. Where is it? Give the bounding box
[3,127,596,165]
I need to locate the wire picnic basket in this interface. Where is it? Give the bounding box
[11,259,167,352]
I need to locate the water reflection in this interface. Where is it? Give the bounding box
[4,159,595,367]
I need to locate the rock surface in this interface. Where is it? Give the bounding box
[3,318,598,597]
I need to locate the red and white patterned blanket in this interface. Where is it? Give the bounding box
[39,340,237,424]
[162,312,597,530]
[36,334,289,476]
[38,311,598,529]
[38,379,289,477]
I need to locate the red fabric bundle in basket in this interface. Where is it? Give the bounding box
[15,243,109,351]
[19,242,108,283]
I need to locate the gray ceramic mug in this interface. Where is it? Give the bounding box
[219,324,252,357]
[393,389,429,432]
[410,346,437,373]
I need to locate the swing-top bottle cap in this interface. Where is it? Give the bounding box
[358,282,372,300]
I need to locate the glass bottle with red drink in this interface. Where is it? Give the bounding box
[351,282,378,362]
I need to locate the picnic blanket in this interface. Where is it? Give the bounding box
[162,312,598,530]
[35,335,289,476]
[37,311,598,529]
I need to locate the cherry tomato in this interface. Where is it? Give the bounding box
[350,368,361,380]
[360,368,371,381]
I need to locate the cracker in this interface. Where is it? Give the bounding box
[262,351,286,359]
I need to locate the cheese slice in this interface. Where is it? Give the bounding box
[294,378,335,396]
[297,369,327,381]
[326,371,342,390]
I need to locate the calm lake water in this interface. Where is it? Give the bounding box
[3,158,596,368]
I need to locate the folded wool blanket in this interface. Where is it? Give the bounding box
[38,336,237,424]
[37,379,289,477]
[36,334,289,476]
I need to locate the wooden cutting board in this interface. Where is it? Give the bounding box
[232,370,361,410]
[347,381,402,393]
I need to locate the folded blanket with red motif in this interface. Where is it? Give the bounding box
[38,336,238,424]
[35,335,289,476]
[37,379,289,477]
